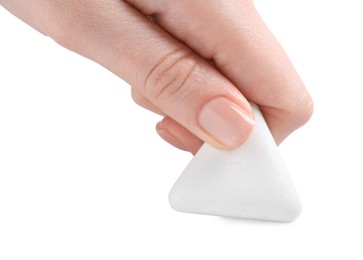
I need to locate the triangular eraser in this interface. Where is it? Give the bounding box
[169,103,301,222]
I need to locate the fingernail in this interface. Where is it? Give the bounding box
[198,97,255,148]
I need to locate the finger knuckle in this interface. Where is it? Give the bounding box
[286,91,314,129]
[131,88,144,106]
[143,51,197,104]
[298,93,314,125]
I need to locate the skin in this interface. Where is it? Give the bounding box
[0,0,313,154]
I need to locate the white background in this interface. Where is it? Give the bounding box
[1,1,362,259]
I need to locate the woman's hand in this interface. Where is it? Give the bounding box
[0,0,313,154]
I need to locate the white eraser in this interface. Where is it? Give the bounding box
[169,103,301,222]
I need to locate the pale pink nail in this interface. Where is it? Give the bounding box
[198,97,255,148]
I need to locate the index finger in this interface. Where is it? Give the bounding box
[127,0,313,144]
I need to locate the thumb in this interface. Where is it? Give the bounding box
[3,0,255,149]
[140,51,255,149]
[45,0,255,149]
[116,7,255,149]
[93,2,257,149]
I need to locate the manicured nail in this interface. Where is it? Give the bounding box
[198,97,255,148]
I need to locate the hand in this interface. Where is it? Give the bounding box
[0,0,313,154]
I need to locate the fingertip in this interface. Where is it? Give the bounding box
[156,122,189,152]
[156,118,204,155]
[198,97,255,150]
